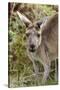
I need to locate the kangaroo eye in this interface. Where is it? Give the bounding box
[37,33,40,37]
[35,25,39,29]
[26,33,30,37]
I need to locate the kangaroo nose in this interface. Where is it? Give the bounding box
[30,44,35,49]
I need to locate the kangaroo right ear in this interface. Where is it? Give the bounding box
[17,11,32,27]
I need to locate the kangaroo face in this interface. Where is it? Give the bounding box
[26,25,42,52]
[16,11,48,52]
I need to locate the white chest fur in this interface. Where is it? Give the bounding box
[27,49,43,64]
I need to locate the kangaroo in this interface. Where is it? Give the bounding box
[17,11,58,84]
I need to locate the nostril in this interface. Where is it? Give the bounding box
[30,44,35,49]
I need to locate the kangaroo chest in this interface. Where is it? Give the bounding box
[27,50,43,64]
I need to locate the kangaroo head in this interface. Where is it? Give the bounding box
[17,11,47,52]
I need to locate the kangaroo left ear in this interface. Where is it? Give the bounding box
[36,21,42,28]
[35,16,49,29]
[35,20,43,29]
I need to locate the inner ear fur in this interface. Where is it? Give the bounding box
[17,11,32,27]
[34,16,49,29]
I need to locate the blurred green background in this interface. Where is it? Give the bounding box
[8,3,58,87]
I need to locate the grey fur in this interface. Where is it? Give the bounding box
[17,12,58,84]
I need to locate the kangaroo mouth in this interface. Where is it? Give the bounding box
[29,48,35,52]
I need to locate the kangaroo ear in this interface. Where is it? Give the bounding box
[17,11,32,27]
[36,21,42,28]
[35,17,49,29]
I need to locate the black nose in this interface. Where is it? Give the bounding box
[30,44,35,49]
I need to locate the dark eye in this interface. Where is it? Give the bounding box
[35,25,39,30]
[26,33,30,37]
[37,33,40,37]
